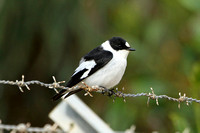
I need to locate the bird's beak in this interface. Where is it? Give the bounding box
[127,47,136,51]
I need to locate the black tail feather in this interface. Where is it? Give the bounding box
[52,89,66,101]
[64,89,82,99]
[52,89,83,101]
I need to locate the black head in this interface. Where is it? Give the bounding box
[109,37,135,51]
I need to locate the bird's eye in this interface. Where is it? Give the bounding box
[118,44,122,47]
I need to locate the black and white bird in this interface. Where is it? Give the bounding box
[52,37,135,100]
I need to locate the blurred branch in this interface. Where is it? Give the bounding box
[0,120,64,133]
[0,75,200,108]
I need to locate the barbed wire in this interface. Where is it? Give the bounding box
[0,120,65,133]
[1,75,200,108]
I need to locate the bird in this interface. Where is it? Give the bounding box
[52,37,135,100]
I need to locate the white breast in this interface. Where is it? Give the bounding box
[83,41,129,89]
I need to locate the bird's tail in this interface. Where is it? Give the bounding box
[52,89,83,101]
[52,89,66,101]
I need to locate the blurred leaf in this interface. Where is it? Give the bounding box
[179,0,200,11]
[169,113,190,132]
[144,19,166,45]
[190,63,200,132]
[104,100,136,131]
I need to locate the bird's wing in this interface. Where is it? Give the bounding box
[52,46,113,100]
[66,46,113,87]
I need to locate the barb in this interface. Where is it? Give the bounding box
[0,75,67,92]
[0,75,200,107]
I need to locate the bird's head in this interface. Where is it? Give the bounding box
[101,37,135,59]
[109,37,135,52]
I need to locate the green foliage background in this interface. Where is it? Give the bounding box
[0,0,200,132]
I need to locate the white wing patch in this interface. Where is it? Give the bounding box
[72,60,96,79]
[80,69,90,79]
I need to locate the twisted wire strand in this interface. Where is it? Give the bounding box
[0,75,200,106]
[0,123,64,133]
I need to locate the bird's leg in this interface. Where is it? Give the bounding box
[108,88,115,97]
[81,82,93,97]
[99,87,115,97]
[106,88,117,102]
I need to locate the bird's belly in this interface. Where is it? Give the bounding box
[83,58,127,89]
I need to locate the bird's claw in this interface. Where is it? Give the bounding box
[108,89,115,97]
